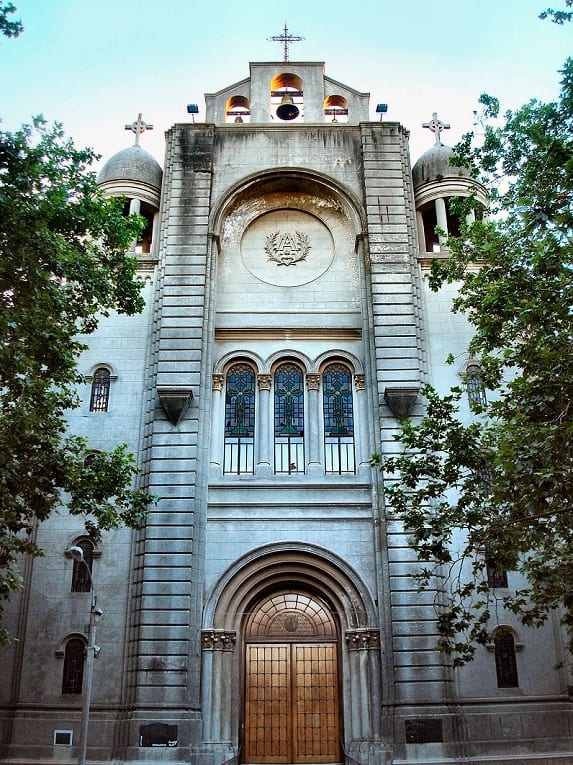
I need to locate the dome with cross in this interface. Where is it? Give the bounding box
[97,144,162,190]
[412,111,470,191]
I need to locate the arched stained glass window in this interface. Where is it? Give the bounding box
[90,367,111,412]
[466,363,487,409]
[274,363,304,474]
[494,631,519,688]
[322,363,355,474]
[61,638,85,694]
[224,363,255,474]
[71,540,94,593]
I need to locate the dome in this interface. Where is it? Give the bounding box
[97,145,163,190]
[412,143,470,190]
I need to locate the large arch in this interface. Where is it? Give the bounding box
[201,543,383,765]
[209,168,367,243]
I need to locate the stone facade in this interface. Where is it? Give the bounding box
[1,59,572,765]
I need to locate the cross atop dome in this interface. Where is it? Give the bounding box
[124,113,154,147]
[268,23,304,62]
[422,112,450,146]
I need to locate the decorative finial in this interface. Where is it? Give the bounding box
[124,113,154,147]
[422,112,450,146]
[268,23,304,62]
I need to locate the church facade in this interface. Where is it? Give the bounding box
[1,54,573,765]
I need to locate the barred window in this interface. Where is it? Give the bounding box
[224,363,255,474]
[274,362,304,474]
[90,367,111,412]
[61,638,85,694]
[323,363,355,474]
[494,632,519,688]
[71,540,94,593]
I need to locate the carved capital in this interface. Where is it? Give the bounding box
[354,373,365,391]
[306,374,321,391]
[212,374,224,392]
[257,374,272,391]
[201,630,237,651]
[345,629,381,650]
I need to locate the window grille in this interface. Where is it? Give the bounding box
[274,363,304,473]
[224,363,255,474]
[61,638,85,694]
[494,632,519,688]
[323,363,355,474]
[90,367,111,412]
[71,540,94,593]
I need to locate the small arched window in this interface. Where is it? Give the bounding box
[274,362,304,474]
[90,367,111,412]
[224,363,256,474]
[61,638,85,694]
[494,631,519,688]
[465,363,487,409]
[322,363,355,474]
[71,539,94,593]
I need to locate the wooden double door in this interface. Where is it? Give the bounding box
[243,592,342,764]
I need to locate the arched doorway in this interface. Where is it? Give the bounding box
[243,590,342,764]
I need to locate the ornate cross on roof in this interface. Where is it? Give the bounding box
[422,112,451,146]
[124,113,154,147]
[268,23,304,62]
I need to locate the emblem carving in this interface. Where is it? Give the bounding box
[264,231,311,266]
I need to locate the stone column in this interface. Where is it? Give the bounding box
[345,629,382,741]
[354,374,369,473]
[201,630,237,743]
[306,373,321,475]
[210,374,224,470]
[416,209,426,252]
[435,197,448,248]
[257,374,272,476]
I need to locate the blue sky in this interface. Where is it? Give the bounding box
[1,0,571,168]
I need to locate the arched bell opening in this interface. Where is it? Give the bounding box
[324,94,349,123]
[270,72,304,122]
[226,95,251,124]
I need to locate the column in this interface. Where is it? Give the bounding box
[256,374,272,476]
[354,374,369,473]
[435,196,448,248]
[210,374,224,471]
[306,373,321,476]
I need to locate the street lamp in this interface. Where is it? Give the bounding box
[66,545,103,765]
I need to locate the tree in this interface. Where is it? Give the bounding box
[0,118,153,642]
[373,56,573,665]
[0,2,22,38]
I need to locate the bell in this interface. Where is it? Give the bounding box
[276,94,299,121]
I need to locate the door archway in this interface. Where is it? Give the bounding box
[243,590,342,765]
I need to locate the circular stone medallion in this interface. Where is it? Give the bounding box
[240,209,335,287]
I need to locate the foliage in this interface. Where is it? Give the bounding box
[0,2,22,38]
[373,57,573,664]
[0,118,153,642]
[540,0,573,24]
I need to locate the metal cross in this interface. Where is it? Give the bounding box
[268,23,304,62]
[124,113,154,147]
[422,112,451,146]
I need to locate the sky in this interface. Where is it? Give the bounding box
[0,0,571,170]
